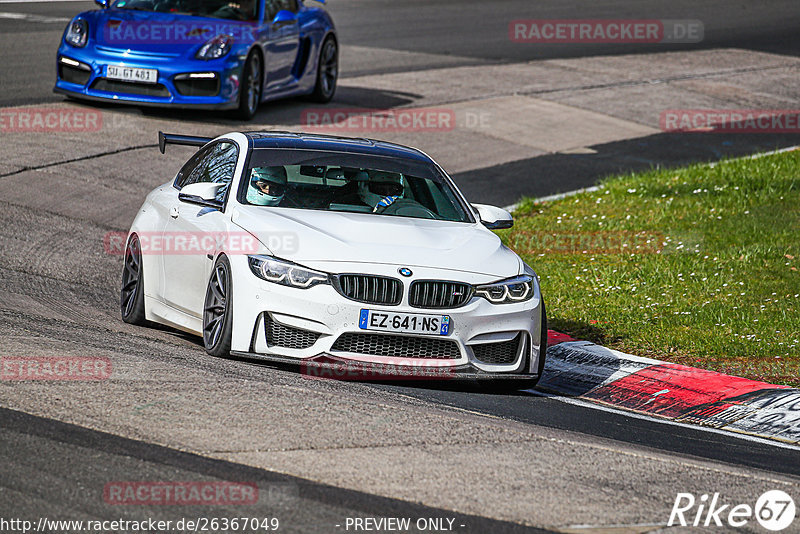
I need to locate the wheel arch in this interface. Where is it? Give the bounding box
[123,228,160,316]
[224,251,263,353]
[311,29,337,73]
[246,45,266,102]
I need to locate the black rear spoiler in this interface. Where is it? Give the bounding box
[158,131,213,154]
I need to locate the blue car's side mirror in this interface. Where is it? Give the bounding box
[272,10,297,26]
[94,0,108,7]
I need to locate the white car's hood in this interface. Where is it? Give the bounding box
[231,206,521,278]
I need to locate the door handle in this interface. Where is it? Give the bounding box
[170,206,179,219]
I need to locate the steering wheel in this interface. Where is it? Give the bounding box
[280,190,303,208]
[376,198,437,219]
[324,181,359,206]
[212,4,247,20]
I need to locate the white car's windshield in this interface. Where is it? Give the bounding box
[240,151,473,223]
[112,0,259,21]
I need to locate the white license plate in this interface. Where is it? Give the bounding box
[106,65,158,84]
[359,309,451,336]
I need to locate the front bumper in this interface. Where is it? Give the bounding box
[54,44,243,109]
[230,258,545,378]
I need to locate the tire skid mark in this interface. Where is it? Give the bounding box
[0,144,157,179]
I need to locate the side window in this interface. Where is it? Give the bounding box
[280,0,299,13]
[267,0,298,18]
[264,0,279,20]
[175,142,239,203]
[174,146,211,190]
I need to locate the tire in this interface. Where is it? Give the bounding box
[203,255,234,357]
[535,300,548,378]
[236,52,262,120]
[308,35,338,103]
[120,234,147,325]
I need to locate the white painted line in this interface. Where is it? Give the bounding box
[708,145,800,168]
[0,11,69,22]
[505,145,800,212]
[503,185,601,213]
[558,523,667,532]
[525,389,800,451]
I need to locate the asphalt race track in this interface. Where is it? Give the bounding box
[3,0,800,105]
[1,1,799,532]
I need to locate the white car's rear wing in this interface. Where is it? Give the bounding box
[158,131,212,154]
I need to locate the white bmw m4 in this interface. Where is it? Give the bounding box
[121,131,546,383]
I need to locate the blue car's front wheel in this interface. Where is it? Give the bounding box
[236,52,262,120]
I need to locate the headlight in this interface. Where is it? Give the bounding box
[196,35,233,60]
[248,255,329,289]
[475,275,535,304]
[65,18,89,48]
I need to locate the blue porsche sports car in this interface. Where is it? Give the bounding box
[54,0,337,119]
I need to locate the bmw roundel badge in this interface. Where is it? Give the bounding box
[398,267,413,277]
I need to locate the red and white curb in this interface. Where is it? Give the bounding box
[538,332,800,445]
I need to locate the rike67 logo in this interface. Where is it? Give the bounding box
[669,490,796,531]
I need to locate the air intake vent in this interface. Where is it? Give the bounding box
[335,275,402,305]
[409,281,472,309]
[174,75,220,97]
[332,333,460,360]
[265,315,320,349]
[470,334,522,365]
[58,64,91,86]
[91,78,170,97]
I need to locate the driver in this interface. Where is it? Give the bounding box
[212,0,257,21]
[247,166,287,206]
[359,171,404,212]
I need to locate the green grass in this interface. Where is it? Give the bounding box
[499,149,800,387]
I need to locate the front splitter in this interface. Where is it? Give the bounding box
[230,351,538,381]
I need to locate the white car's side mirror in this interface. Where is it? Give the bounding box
[472,204,514,230]
[178,182,225,209]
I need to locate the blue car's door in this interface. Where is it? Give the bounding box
[264,0,301,90]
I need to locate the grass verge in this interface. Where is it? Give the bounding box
[499,149,800,387]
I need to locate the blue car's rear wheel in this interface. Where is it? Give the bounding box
[236,52,262,120]
[310,35,338,103]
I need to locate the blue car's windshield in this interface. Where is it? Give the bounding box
[112,0,258,21]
